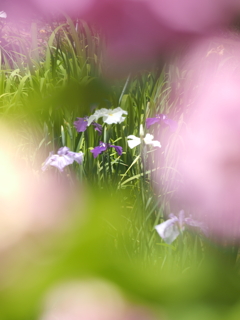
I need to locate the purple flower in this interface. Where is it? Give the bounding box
[42,147,84,172]
[91,142,123,158]
[155,210,207,244]
[92,122,103,135]
[146,114,177,131]
[74,117,103,135]
[74,117,88,132]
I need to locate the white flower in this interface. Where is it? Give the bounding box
[143,133,161,147]
[155,215,180,245]
[0,11,7,19]
[127,135,141,149]
[87,108,108,126]
[127,133,161,149]
[88,107,128,126]
[155,211,208,244]
[102,107,128,124]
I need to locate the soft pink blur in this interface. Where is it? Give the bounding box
[32,0,240,76]
[166,37,240,241]
[33,0,94,16]
[39,279,159,320]
[0,125,80,249]
[146,0,240,33]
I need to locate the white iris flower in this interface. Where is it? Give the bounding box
[127,133,161,149]
[155,211,208,244]
[88,107,127,126]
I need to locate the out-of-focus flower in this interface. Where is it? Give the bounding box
[0,11,7,18]
[42,147,83,172]
[33,0,94,16]
[88,107,128,126]
[127,133,161,149]
[144,134,161,147]
[155,210,207,244]
[146,0,239,33]
[33,0,240,77]
[171,38,240,241]
[146,114,177,131]
[0,125,81,249]
[84,0,240,76]
[74,117,103,135]
[91,142,122,158]
[39,279,158,320]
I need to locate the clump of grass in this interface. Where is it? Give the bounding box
[0,17,206,267]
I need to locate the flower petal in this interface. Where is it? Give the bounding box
[90,142,108,158]
[162,117,178,131]
[127,135,141,149]
[102,107,127,125]
[155,217,180,244]
[67,151,84,164]
[42,152,54,171]
[74,117,88,132]
[184,217,208,236]
[110,145,123,156]
[88,108,108,126]
[42,154,74,172]
[92,122,103,135]
[57,147,70,156]
[144,134,161,147]
[87,114,97,126]
[150,140,161,148]
[146,117,161,129]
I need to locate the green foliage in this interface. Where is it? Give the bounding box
[0,17,239,320]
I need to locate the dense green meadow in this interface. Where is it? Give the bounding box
[1,18,240,320]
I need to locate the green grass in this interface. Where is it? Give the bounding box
[0,16,239,320]
[0,18,208,260]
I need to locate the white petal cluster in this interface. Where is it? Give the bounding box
[88,107,128,126]
[127,133,161,149]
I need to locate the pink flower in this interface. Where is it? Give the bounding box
[33,0,93,16]
[0,126,81,249]
[33,0,240,76]
[146,0,239,33]
[166,38,240,242]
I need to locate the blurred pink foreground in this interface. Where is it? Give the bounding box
[168,38,240,241]
[32,0,240,75]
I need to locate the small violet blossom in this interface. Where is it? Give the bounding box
[42,147,84,172]
[74,117,103,135]
[155,210,208,244]
[127,133,161,149]
[91,142,122,158]
[146,114,177,131]
[88,107,128,126]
